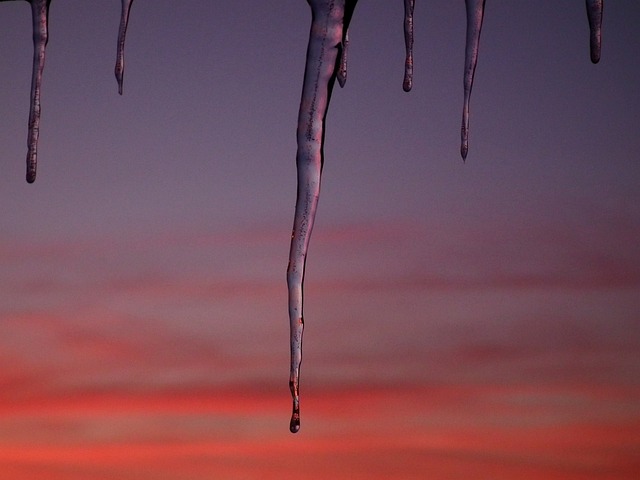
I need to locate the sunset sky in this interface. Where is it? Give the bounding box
[0,1,639,479]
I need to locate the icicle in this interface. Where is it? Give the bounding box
[403,0,415,92]
[25,0,51,183]
[461,0,485,160]
[287,0,358,434]
[337,1,357,88]
[115,0,134,95]
[585,0,603,64]
[337,30,349,88]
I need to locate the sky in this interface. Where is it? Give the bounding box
[0,1,639,479]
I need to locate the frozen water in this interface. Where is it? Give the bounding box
[337,30,349,88]
[461,0,486,161]
[0,1,606,180]
[586,0,603,63]
[115,0,135,95]
[0,0,135,181]
[25,0,50,183]
[287,0,358,433]
[403,0,415,92]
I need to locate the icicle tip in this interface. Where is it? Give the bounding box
[586,0,603,64]
[289,414,300,433]
[115,67,124,95]
[115,54,125,95]
[403,75,412,93]
[337,71,347,88]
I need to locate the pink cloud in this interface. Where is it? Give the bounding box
[0,385,636,479]
[0,217,638,479]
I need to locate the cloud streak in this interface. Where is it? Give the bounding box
[1,217,638,479]
[0,385,637,479]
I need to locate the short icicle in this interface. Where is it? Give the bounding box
[337,30,349,87]
[403,0,415,92]
[25,0,51,183]
[287,0,358,433]
[461,0,486,160]
[115,0,135,95]
[585,0,603,64]
[337,2,356,88]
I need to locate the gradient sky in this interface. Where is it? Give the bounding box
[1,1,639,479]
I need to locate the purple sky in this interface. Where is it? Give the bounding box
[0,1,639,479]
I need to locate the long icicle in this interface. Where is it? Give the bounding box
[461,0,485,160]
[585,0,603,64]
[403,0,415,92]
[287,0,358,434]
[25,0,51,183]
[115,0,134,95]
